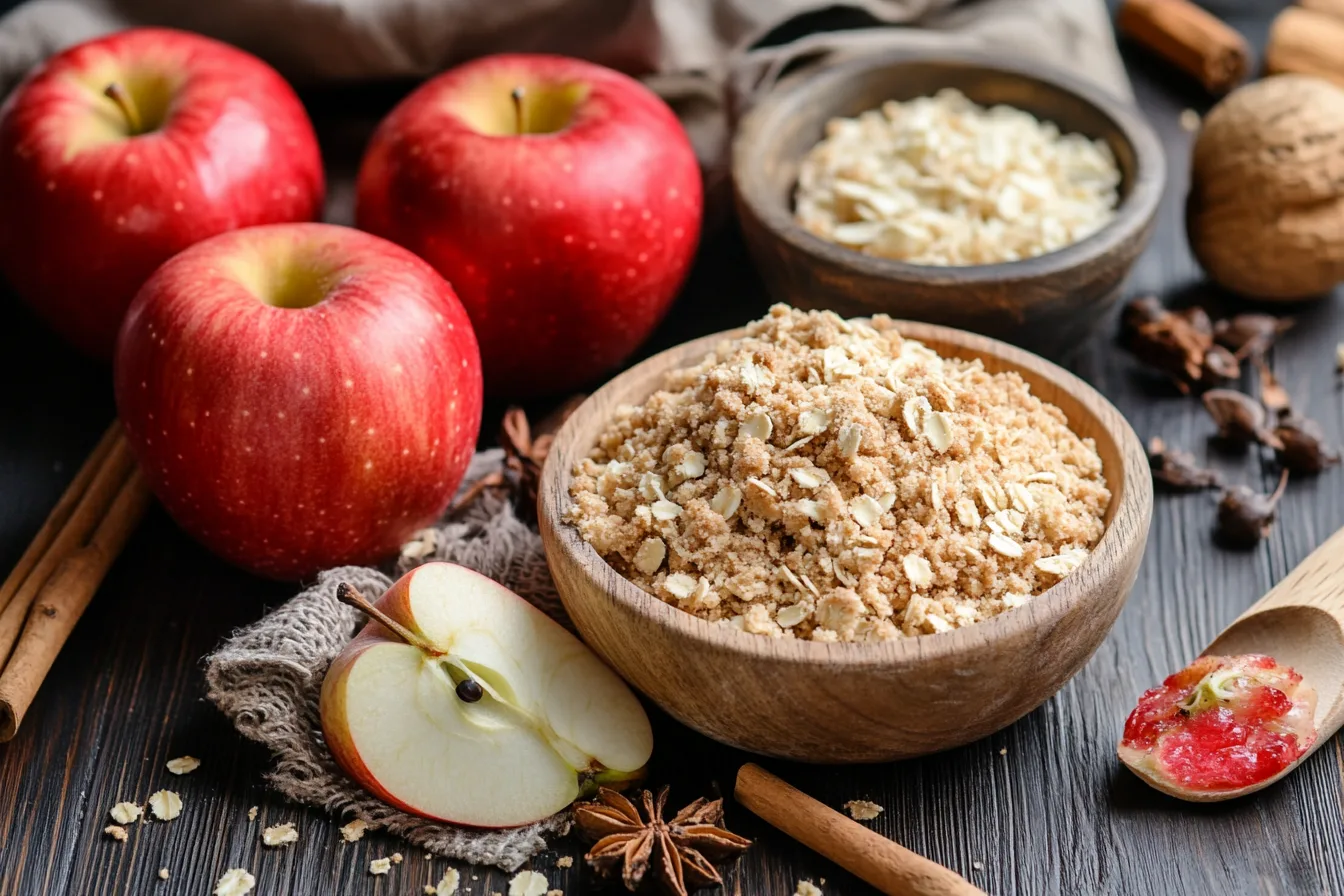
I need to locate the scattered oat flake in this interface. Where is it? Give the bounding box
[165,755,200,775]
[262,822,298,847]
[844,799,884,821]
[159,868,170,880]
[392,853,404,864]
[214,869,255,896]
[1000,747,1008,756]
[109,801,141,825]
[104,824,128,842]
[509,870,549,896]
[973,860,986,871]
[796,881,823,896]
[369,858,393,876]
[1179,108,1201,132]
[434,868,461,895]
[247,806,258,821]
[340,818,368,842]
[148,790,182,821]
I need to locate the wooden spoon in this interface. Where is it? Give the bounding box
[1122,526,1344,801]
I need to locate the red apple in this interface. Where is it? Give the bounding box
[0,27,324,358]
[356,53,701,397]
[114,223,483,580]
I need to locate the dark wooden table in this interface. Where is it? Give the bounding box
[2,3,1341,894]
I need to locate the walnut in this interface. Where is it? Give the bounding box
[1187,75,1344,299]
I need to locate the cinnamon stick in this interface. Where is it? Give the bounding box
[1117,0,1250,94]
[0,429,138,667]
[735,764,984,896]
[1265,7,1344,87]
[0,422,119,618]
[0,468,151,741]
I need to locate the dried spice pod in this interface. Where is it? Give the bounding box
[1254,358,1293,417]
[1216,471,1289,548]
[1201,389,1279,447]
[1274,416,1342,474]
[576,787,751,896]
[1187,75,1344,299]
[1200,344,1241,384]
[1149,437,1222,490]
[1214,313,1293,359]
[1120,297,1216,391]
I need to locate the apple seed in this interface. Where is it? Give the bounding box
[455,678,484,703]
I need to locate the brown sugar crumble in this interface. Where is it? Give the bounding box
[567,306,1109,641]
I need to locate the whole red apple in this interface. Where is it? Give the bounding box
[0,27,324,358]
[356,53,701,397]
[114,223,483,580]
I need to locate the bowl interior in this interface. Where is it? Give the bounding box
[546,318,1147,665]
[751,55,1143,227]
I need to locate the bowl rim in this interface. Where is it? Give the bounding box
[731,47,1167,284]
[540,317,1153,668]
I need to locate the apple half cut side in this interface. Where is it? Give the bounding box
[320,562,653,828]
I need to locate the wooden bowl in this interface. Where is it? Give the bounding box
[538,321,1152,763]
[732,50,1165,360]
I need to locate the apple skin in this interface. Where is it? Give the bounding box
[356,52,702,397]
[0,27,324,358]
[114,223,482,580]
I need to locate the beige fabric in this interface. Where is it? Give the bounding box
[0,0,1130,185]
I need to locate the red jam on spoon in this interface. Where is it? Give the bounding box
[1119,654,1318,795]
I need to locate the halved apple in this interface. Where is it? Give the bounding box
[320,562,653,828]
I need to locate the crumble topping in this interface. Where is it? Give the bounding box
[567,306,1109,641]
[844,799,884,821]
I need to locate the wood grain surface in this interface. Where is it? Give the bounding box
[539,319,1150,762]
[1,2,1341,894]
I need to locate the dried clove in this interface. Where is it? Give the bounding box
[1253,357,1292,417]
[1201,345,1241,384]
[1214,313,1293,360]
[1215,471,1288,549]
[1273,415,1342,475]
[1119,297,1239,391]
[1148,437,1222,490]
[1201,389,1280,447]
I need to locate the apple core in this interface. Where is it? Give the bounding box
[99,72,176,137]
[454,80,590,136]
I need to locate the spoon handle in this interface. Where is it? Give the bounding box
[1206,525,1344,737]
[735,764,985,896]
[1234,526,1344,621]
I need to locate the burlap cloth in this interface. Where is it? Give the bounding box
[3,0,1136,872]
[204,450,574,870]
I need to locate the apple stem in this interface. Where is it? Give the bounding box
[335,582,443,656]
[510,86,526,135]
[103,83,143,135]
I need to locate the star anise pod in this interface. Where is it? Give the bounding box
[450,398,584,520]
[576,787,751,896]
